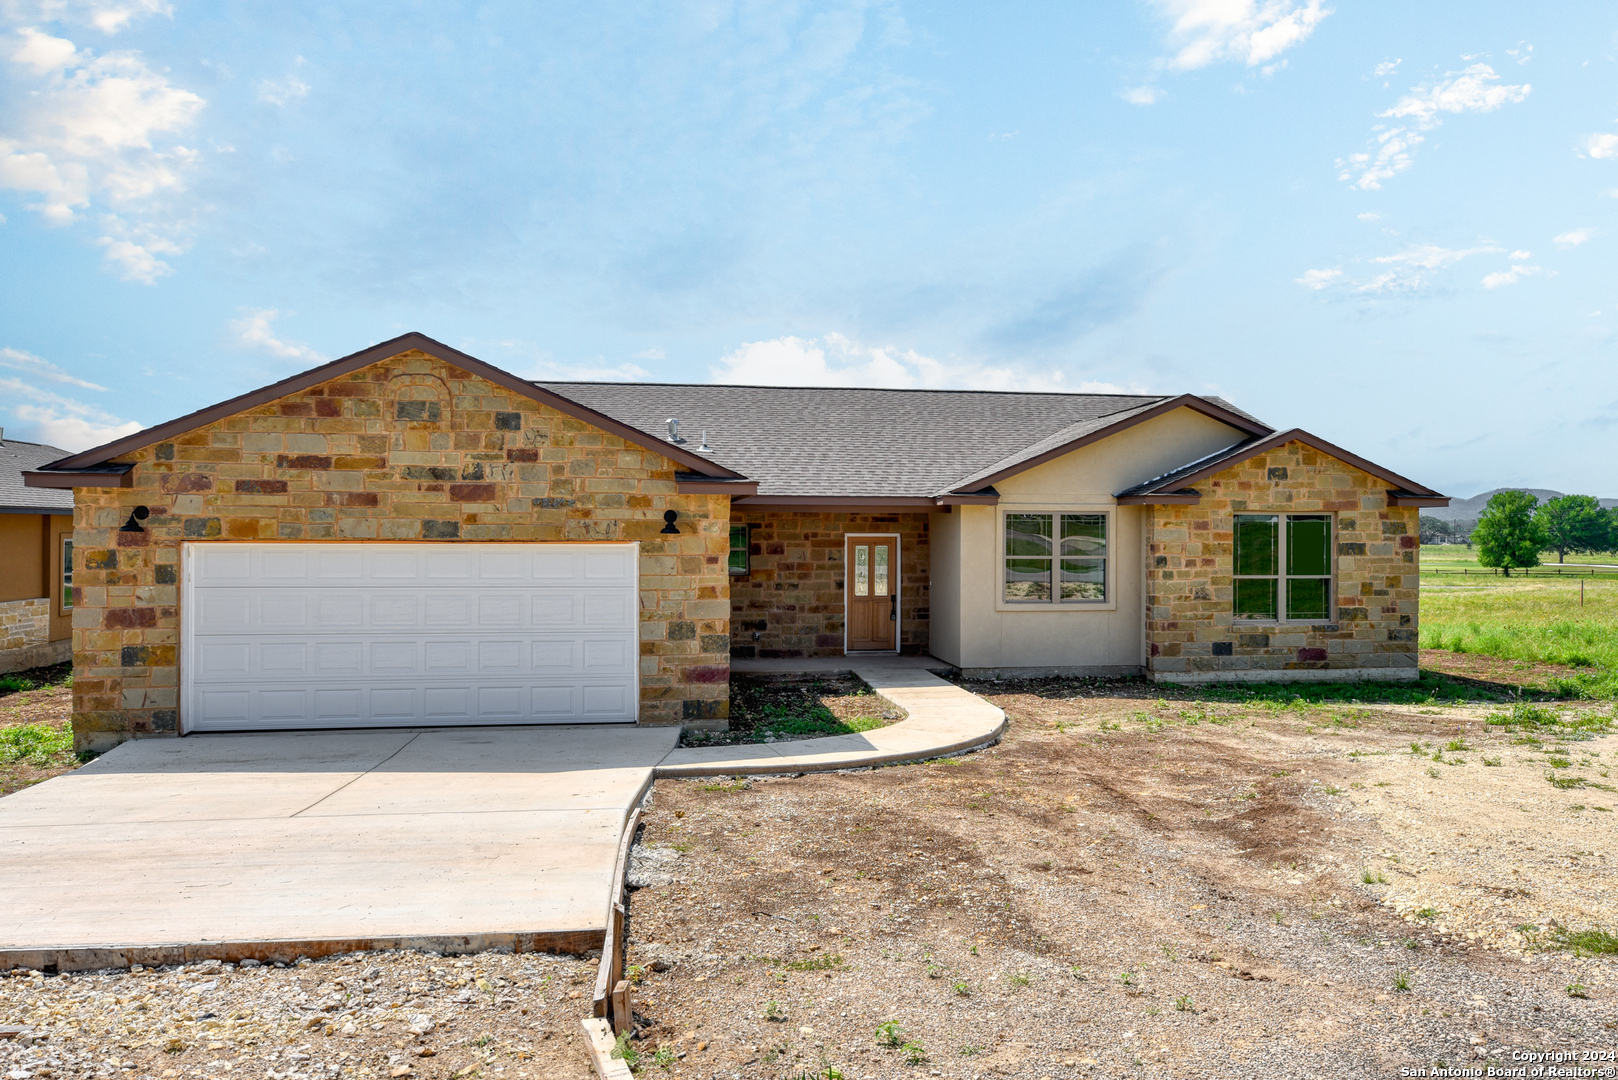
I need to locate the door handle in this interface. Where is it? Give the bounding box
[890,594,897,621]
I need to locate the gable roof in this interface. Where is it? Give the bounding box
[26,332,742,481]
[1114,428,1449,506]
[538,381,1270,500]
[1,438,74,512]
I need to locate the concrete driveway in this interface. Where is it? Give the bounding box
[0,726,676,970]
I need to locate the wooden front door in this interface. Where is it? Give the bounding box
[846,537,897,651]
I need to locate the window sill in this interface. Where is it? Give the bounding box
[995,601,1119,614]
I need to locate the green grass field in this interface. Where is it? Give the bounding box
[1420,545,1618,695]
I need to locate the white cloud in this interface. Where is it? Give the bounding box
[1356,211,1380,222]
[1121,86,1162,105]
[0,345,107,388]
[1298,244,1500,295]
[0,376,141,450]
[1604,187,1618,198]
[256,60,309,106]
[0,27,203,279]
[230,309,328,365]
[1294,267,1341,290]
[1150,0,1330,71]
[1339,63,1527,189]
[1587,134,1618,160]
[1509,249,1531,260]
[7,0,173,34]
[633,346,666,361]
[1505,43,1532,65]
[1373,59,1401,78]
[1554,228,1593,248]
[1337,126,1423,190]
[1380,64,1529,127]
[1482,264,1542,289]
[709,333,1138,393]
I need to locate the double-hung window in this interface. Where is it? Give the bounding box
[728,525,750,576]
[1004,512,1107,604]
[1233,514,1332,621]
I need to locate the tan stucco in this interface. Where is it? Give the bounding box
[929,407,1249,675]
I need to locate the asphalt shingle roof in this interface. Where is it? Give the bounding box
[537,382,1265,498]
[1,439,74,512]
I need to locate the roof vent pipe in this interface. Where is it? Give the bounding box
[698,430,711,452]
[666,418,683,443]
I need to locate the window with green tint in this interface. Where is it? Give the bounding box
[1004,513,1107,604]
[728,525,749,575]
[1233,513,1333,621]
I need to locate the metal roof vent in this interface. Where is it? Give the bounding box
[698,429,711,452]
[665,418,684,443]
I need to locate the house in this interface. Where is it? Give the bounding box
[24,333,1449,752]
[0,434,74,675]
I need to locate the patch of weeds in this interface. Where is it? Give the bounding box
[1361,868,1389,885]
[1568,983,1590,999]
[958,1046,984,1057]
[951,980,970,996]
[651,1046,677,1069]
[903,1042,927,1065]
[875,1021,905,1048]
[764,1000,787,1021]
[924,962,943,979]
[1551,927,1618,956]
[1427,767,1442,779]
[0,722,73,767]
[1392,969,1412,993]
[610,1031,641,1068]
[1402,938,1420,950]
[1174,995,1194,1012]
[1159,943,1179,961]
[1445,738,1470,752]
[1322,785,1343,795]
[1548,756,1573,769]
[1546,772,1586,790]
[1483,757,1502,767]
[785,954,844,972]
[1006,972,1031,987]
[702,779,749,793]
[1068,966,1087,982]
[1415,908,1440,920]
[1117,970,1136,986]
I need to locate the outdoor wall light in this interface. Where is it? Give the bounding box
[120,506,150,532]
[661,509,680,534]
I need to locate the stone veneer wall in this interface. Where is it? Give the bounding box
[1144,442,1420,682]
[729,511,930,657]
[69,350,731,750]
[0,597,57,675]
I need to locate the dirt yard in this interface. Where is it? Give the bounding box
[3,663,1617,1079]
[620,680,1618,1079]
[0,663,75,797]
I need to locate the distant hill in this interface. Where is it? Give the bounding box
[1423,488,1618,522]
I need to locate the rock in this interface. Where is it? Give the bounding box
[240,959,261,969]
[628,845,682,888]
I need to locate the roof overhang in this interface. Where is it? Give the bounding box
[943,393,1272,495]
[22,464,134,489]
[675,475,761,497]
[1115,489,1202,505]
[23,333,743,482]
[1386,490,1451,508]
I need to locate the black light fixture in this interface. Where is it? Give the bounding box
[120,506,150,532]
[661,509,680,534]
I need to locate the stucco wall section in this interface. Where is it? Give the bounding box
[1144,441,1420,682]
[729,511,930,657]
[68,350,730,750]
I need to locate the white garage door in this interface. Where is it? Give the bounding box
[181,542,639,731]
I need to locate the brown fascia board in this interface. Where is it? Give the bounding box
[22,465,133,489]
[1130,428,1446,499]
[1387,491,1451,508]
[675,476,761,496]
[28,332,741,479]
[941,394,1272,495]
[732,495,977,510]
[1115,489,1201,505]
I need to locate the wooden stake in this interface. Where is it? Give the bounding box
[610,979,633,1034]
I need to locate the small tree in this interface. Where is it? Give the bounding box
[1473,490,1544,576]
[1537,495,1610,563]
[1418,515,1453,545]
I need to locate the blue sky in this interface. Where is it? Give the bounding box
[1,1,1614,498]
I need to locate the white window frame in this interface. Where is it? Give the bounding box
[1231,512,1336,624]
[995,508,1116,613]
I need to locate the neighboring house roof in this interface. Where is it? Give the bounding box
[0,438,74,513]
[1115,428,1449,506]
[539,382,1269,500]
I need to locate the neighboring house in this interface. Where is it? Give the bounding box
[0,434,75,675]
[24,333,1449,751]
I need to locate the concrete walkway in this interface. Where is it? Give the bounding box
[0,726,676,971]
[0,659,1001,968]
[656,662,1006,777]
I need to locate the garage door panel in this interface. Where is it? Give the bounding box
[184,543,641,730]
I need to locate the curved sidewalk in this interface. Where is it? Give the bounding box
[655,664,1006,777]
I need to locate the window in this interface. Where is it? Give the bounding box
[1233,514,1332,621]
[1003,512,1107,604]
[728,525,749,576]
[61,537,73,611]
